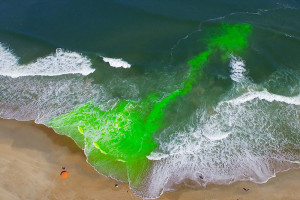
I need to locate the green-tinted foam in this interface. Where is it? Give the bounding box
[48,23,252,187]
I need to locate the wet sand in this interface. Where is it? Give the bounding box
[0,118,299,200]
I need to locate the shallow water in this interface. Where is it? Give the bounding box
[0,0,299,198]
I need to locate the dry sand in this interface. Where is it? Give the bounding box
[0,118,299,200]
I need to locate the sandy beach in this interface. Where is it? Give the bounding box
[0,118,299,200]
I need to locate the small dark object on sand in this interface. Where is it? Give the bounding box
[115,184,119,188]
[199,175,204,180]
[243,187,250,191]
[62,166,65,170]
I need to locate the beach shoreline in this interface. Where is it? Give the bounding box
[0,118,299,200]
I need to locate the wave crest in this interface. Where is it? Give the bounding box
[102,57,131,68]
[0,43,95,78]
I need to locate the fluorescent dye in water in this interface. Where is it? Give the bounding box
[48,23,252,186]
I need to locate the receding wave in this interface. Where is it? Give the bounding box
[0,43,95,78]
[143,87,300,197]
[0,75,103,123]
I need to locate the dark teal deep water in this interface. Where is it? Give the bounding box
[0,0,299,198]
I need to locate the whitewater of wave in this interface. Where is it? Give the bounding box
[0,43,95,78]
[143,86,300,197]
[229,55,247,83]
[143,67,300,197]
[0,75,104,123]
[225,90,300,106]
[102,56,131,68]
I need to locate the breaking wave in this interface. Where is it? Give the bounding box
[225,90,300,106]
[0,43,95,78]
[102,57,131,68]
[142,86,300,198]
[229,55,247,83]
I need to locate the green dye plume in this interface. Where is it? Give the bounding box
[48,23,252,186]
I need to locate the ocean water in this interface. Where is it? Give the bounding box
[0,0,300,198]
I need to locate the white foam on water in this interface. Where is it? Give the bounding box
[147,152,169,161]
[200,88,300,142]
[225,90,300,106]
[0,75,105,123]
[0,43,95,78]
[229,55,247,83]
[102,57,131,68]
[139,85,300,198]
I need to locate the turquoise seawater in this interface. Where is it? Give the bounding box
[0,0,299,198]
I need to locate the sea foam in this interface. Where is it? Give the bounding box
[0,43,95,78]
[225,90,300,106]
[102,57,131,68]
[0,75,103,123]
[141,86,300,198]
[229,55,247,83]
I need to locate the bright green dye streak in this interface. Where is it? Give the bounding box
[48,23,252,186]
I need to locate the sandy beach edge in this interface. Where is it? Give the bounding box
[0,118,299,200]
